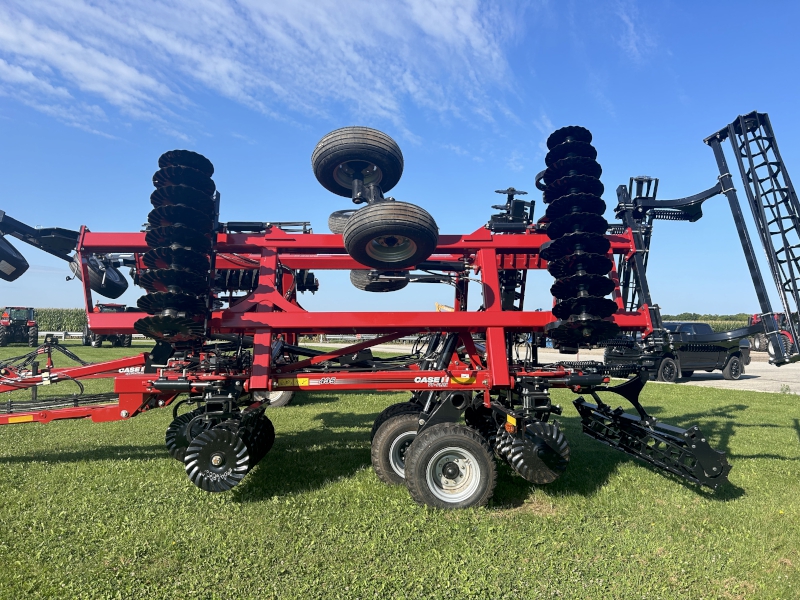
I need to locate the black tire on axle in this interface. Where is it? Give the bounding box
[371,412,421,485]
[349,270,408,293]
[404,423,496,509]
[342,201,438,270]
[722,355,743,380]
[27,326,38,347]
[69,255,128,299]
[312,127,404,197]
[328,209,358,234]
[0,326,8,347]
[657,357,679,383]
[370,401,422,441]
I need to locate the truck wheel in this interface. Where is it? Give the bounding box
[370,401,422,442]
[312,126,403,197]
[657,357,679,383]
[343,201,438,270]
[328,209,358,234]
[349,270,408,292]
[371,412,421,485]
[722,355,743,380]
[404,423,496,509]
[27,327,38,347]
[0,326,8,347]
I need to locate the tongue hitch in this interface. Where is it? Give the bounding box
[572,373,731,489]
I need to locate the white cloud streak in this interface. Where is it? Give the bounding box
[0,0,521,138]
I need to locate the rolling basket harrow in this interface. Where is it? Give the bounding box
[0,112,796,508]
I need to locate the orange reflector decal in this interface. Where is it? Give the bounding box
[8,415,33,424]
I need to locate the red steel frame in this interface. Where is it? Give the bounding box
[1,224,652,426]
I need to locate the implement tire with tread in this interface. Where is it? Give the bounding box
[343,201,438,270]
[370,401,422,441]
[27,327,37,347]
[312,127,403,197]
[349,270,408,293]
[404,423,496,509]
[371,412,421,485]
[328,209,357,234]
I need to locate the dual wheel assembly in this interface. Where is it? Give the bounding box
[313,126,439,281]
[369,400,570,508]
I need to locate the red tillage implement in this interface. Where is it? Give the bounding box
[0,124,737,508]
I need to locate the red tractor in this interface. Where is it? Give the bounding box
[748,313,795,358]
[83,303,133,348]
[0,307,38,347]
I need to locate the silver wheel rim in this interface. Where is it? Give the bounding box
[425,446,481,503]
[365,234,417,263]
[388,430,416,478]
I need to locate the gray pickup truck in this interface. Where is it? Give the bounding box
[604,321,751,383]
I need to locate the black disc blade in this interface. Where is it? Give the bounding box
[546,318,620,344]
[148,205,214,232]
[544,175,604,203]
[546,212,609,240]
[508,422,570,484]
[540,233,610,262]
[550,274,615,299]
[145,225,213,253]
[545,193,606,221]
[158,150,214,177]
[150,185,215,215]
[545,141,597,168]
[134,315,205,342]
[553,296,618,320]
[137,291,206,315]
[143,247,209,274]
[153,166,216,196]
[546,125,592,150]
[543,156,602,185]
[546,252,612,278]
[139,269,209,295]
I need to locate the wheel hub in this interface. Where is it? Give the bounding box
[211,453,225,467]
[366,235,417,263]
[426,447,482,503]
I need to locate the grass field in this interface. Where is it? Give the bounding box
[0,342,798,598]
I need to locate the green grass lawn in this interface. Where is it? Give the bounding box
[0,341,798,598]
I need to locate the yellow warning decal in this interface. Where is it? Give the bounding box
[506,415,517,426]
[449,375,477,384]
[275,377,309,388]
[8,415,33,424]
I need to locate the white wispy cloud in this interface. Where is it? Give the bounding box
[0,0,520,138]
[614,0,656,63]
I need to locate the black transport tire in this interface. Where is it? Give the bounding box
[82,326,91,346]
[681,370,694,378]
[404,423,496,509]
[69,255,128,299]
[349,270,408,293]
[0,326,8,347]
[722,355,743,380]
[328,209,358,234]
[267,390,294,407]
[27,327,37,347]
[0,235,29,282]
[371,412,421,485]
[121,334,132,347]
[312,127,403,197]
[767,333,791,360]
[342,201,438,270]
[657,357,679,383]
[90,334,102,348]
[370,401,422,441]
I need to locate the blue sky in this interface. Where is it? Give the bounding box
[0,0,798,315]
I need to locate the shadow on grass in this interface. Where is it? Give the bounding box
[0,444,166,464]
